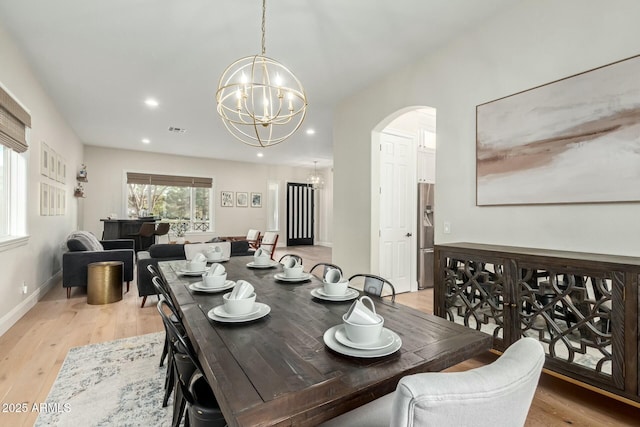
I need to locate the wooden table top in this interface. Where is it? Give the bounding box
[159,257,492,427]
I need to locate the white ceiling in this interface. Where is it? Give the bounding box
[0,0,512,168]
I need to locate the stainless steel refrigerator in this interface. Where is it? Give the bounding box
[417,183,435,289]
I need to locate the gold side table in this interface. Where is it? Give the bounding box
[87,261,123,305]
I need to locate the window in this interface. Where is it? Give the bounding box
[126,172,213,234]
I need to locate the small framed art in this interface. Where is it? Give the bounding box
[221,191,233,207]
[40,142,49,177]
[40,182,49,216]
[48,149,56,179]
[251,192,262,208]
[236,192,248,207]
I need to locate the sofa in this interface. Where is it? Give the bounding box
[137,240,252,307]
[63,231,135,298]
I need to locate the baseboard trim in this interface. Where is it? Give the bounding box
[316,241,333,248]
[0,272,60,337]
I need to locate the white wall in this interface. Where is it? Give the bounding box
[83,146,333,247]
[333,0,640,277]
[0,22,84,335]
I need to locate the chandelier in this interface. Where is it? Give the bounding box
[215,0,308,147]
[307,161,324,189]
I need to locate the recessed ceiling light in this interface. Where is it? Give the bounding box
[306,129,315,135]
[142,138,151,144]
[144,98,159,108]
[257,152,264,157]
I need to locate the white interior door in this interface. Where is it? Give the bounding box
[379,132,415,293]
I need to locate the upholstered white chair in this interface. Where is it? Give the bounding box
[320,337,544,427]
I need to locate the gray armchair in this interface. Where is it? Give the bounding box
[62,231,135,298]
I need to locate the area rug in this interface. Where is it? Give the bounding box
[35,332,172,427]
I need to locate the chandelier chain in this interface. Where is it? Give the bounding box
[261,0,267,56]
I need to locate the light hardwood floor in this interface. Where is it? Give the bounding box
[0,245,638,426]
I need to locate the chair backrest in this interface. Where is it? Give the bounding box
[157,300,201,373]
[259,232,279,259]
[348,274,396,302]
[246,229,260,240]
[390,337,544,427]
[154,222,170,236]
[139,222,156,237]
[278,254,303,265]
[310,263,343,280]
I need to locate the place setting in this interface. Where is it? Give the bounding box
[323,296,402,358]
[189,262,236,293]
[274,257,313,283]
[207,280,271,323]
[246,248,279,269]
[177,253,209,276]
[310,268,359,301]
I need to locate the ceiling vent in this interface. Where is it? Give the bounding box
[168,126,187,133]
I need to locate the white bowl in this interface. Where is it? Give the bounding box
[186,260,207,271]
[342,313,384,344]
[323,279,348,296]
[201,272,227,288]
[284,265,304,278]
[223,292,256,316]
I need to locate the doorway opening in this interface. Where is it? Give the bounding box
[371,107,436,294]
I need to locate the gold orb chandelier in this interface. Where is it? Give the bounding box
[216,0,308,147]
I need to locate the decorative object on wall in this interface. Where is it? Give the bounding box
[477,54,640,206]
[49,184,56,213]
[215,0,307,148]
[74,183,85,198]
[56,153,63,182]
[48,148,56,179]
[221,191,233,207]
[77,163,87,180]
[61,189,66,215]
[236,192,248,207]
[251,192,262,208]
[307,160,324,189]
[40,182,49,216]
[40,142,49,176]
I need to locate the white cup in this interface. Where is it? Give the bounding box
[324,268,342,284]
[205,247,223,261]
[254,248,270,265]
[223,291,256,316]
[282,257,298,268]
[202,272,227,288]
[323,279,348,296]
[283,265,304,278]
[342,313,384,344]
[345,296,380,325]
[186,260,207,272]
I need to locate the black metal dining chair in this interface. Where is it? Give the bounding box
[310,262,343,279]
[348,273,396,302]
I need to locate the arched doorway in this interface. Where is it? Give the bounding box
[370,107,436,294]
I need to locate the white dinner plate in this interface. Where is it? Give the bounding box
[246,261,279,269]
[323,325,402,358]
[207,302,271,323]
[212,304,261,319]
[273,272,313,283]
[189,280,236,293]
[178,269,208,276]
[334,325,396,350]
[206,257,230,263]
[310,288,359,302]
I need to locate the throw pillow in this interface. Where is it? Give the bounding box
[66,231,104,251]
[67,238,88,252]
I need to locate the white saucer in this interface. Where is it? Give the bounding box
[178,269,208,276]
[323,325,402,358]
[207,303,271,323]
[274,272,313,282]
[212,304,261,319]
[206,257,230,263]
[246,261,279,269]
[189,280,236,293]
[334,325,395,350]
[310,288,359,302]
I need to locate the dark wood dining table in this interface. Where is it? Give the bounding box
[159,257,492,427]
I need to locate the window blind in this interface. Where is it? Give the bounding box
[0,85,31,153]
[126,172,212,188]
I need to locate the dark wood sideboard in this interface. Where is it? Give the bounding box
[434,242,640,405]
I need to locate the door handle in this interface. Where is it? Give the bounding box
[406,233,412,237]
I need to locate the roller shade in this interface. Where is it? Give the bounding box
[127,172,212,188]
[0,85,31,153]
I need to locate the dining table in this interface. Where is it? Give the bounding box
[158,256,492,427]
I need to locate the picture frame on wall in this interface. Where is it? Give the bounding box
[56,153,63,182]
[48,148,56,179]
[40,182,49,216]
[40,142,49,177]
[251,192,262,208]
[49,185,56,215]
[221,191,233,207]
[236,192,248,207]
[60,189,66,215]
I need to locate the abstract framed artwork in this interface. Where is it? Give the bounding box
[251,192,262,208]
[48,148,56,179]
[40,182,49,216]
[476,54,640,206]
[221,191,233,207]
[49,185,56,215]
[236,192,248,207]
[56,153,63,182]
[40,142,49,177]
